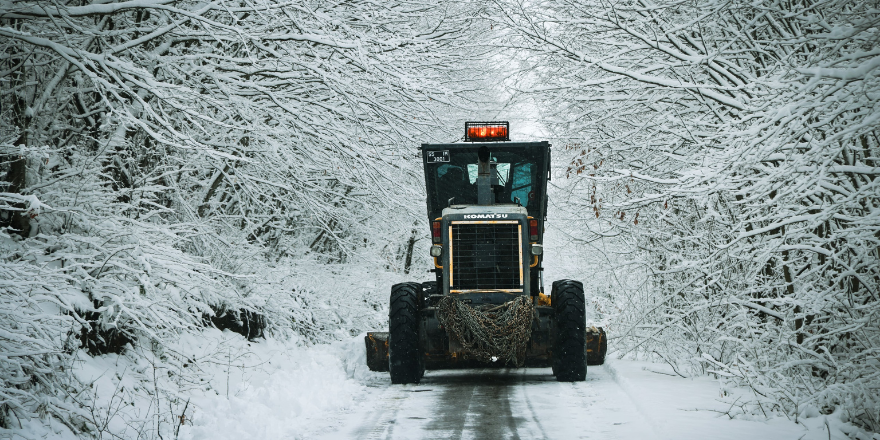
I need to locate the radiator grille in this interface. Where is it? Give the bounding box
[450,222,522,290]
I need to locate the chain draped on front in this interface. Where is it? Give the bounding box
[437,295,535,367]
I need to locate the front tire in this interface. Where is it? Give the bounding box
[552,280,587,382]
[389,282,423,384]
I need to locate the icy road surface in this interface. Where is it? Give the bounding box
[175,335,860,440]
[312,362,849,440]
[318,366,656,440]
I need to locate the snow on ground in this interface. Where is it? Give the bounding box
[41,329,875,440]
[128,333,871,440]
[176,334,374,440]
[307,360,872,440]
[49,330,376,440]
[601,360,867,440]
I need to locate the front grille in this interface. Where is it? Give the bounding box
[450,222,522,291]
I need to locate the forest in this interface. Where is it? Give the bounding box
[1,0,878,438]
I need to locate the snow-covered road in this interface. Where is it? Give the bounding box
[173,335,860,440]
[318,366,656,440]
[310,361,855,440]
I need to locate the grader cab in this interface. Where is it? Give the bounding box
[365,122,606,383]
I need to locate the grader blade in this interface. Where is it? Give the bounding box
[586,326,608,366]
[365,332,389,372]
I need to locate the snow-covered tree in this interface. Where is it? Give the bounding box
[495,0,880,430]
[1,0,494,435]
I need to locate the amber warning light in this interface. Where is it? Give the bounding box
[465,121,509,142]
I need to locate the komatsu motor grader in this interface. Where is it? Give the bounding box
[365,122,607,383]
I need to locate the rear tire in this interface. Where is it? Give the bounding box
[389,282,423,384]
[552,280,587,382]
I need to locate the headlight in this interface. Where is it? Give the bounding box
[430,245,443,257]
[530,244,543,256]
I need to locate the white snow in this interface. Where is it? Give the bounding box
[177,336,372,440]
[27,330,376,440]
[80,333,867,440]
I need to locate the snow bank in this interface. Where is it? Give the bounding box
[56,333,880,440]
[40,329,387,440]
[602,358,879,440]
[176,332,384,440]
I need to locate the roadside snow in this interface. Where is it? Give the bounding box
[175,333,378,440]
[59,332,877,440]
[58,329,383,440]
[602,359,872,440]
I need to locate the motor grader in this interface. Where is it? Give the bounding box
[366,122,606,383]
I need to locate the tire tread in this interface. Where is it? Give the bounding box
[552,280,587,382]
[389,282,423,384]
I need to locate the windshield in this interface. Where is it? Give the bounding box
[423,145,547,220]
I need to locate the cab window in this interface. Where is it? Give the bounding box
[509,163,533,205]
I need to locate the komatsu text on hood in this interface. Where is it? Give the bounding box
[463,214,510,219]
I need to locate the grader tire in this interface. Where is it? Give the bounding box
[552,280,587,382]
[389,282,423,384]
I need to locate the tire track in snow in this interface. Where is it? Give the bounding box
[460,369,521,440]
[317,366,659,439]
[426,368,523,439]
[354,385,407,440]
[601,361,664,439]
[424,370,475,439]
[513,368,550,439]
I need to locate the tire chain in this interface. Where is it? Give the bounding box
[437,295,535,367]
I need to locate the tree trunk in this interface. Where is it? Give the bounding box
[403,222,419,275]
